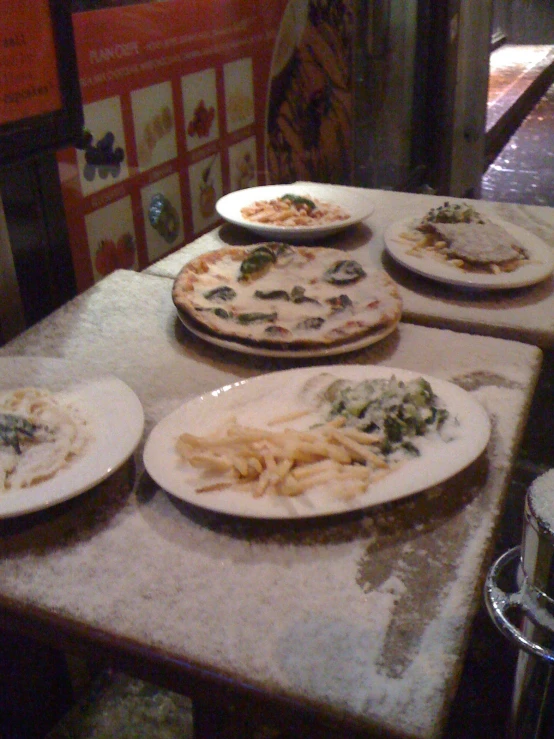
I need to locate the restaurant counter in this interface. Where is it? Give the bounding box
[0,268,542,738]
[145,187,554,348]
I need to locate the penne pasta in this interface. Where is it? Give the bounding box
[240,193,350,227]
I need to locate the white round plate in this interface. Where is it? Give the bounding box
[143,364,491,519]
[176,308,399,359]
[216,183,374,241]
[0,357,144,518]
[384,216,554,290]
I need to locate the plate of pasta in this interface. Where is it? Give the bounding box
[0,357,144,518]
[143,364,490,519]
[215,183,374,241]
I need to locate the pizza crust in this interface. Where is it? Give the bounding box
[172,243,402,349]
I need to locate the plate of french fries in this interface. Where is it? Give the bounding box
[142,365,490,519]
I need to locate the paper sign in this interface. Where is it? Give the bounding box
[0,0,62,124]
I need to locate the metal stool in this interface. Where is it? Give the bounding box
[486,469,554,738]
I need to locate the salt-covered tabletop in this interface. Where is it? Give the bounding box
[145,186,554,348]
[0,270,542,738]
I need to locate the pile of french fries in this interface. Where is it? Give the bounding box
[176,415,390,501]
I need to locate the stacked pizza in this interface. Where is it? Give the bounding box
[172,242,402,352]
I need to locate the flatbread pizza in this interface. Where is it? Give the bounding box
[172,242,402,350]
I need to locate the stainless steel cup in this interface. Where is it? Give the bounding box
[486,469,554,738]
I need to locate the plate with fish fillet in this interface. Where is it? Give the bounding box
[384,202,554,289]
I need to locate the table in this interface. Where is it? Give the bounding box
[145,186,554,348]
[0,268,542,738]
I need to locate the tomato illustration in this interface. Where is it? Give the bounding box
[115,233,136,269]
[95,239,118,276]
[188,99,215,138]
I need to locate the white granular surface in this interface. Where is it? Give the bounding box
[0,264,542,739]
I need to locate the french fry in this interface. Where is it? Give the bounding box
[267,409,311,425]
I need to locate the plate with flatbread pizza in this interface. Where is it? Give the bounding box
[172,242,402,357]
[384,202,554,289]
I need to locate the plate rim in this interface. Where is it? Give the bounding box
[176,306,400,358]
[0,357,144,518]
[143,364,491,520]
[216,183,374,239]
[384,214,554,290]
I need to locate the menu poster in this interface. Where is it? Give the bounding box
[0,0,83,165]
[58,0,355,292]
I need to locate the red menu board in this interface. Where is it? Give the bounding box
[57,0,355,291]
[0,0,62,124]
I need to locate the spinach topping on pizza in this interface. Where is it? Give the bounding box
[212,308,231,319]
[324,260,366,285]
[296,317,326,331]
[254,289,290,301]
[239,243,292,281]
[237,312,278,325]
[203,286,237,302]
[291,286,320,305]
[253,286,321,305]
[264,325,292,338]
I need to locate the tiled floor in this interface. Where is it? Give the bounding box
[485,43,554,166]
[483,44,554,206]
[483,80,554,205]
[486,44,554,119]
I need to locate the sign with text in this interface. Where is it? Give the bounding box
[58,0,354,291]
[0,0,61,123]
[0,0,82,164]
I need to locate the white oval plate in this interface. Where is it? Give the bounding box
[216,183,374,241]
[384,215,554,290]
[0,357,144,518]
[176,307,399,359]
[143,364,490,519]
